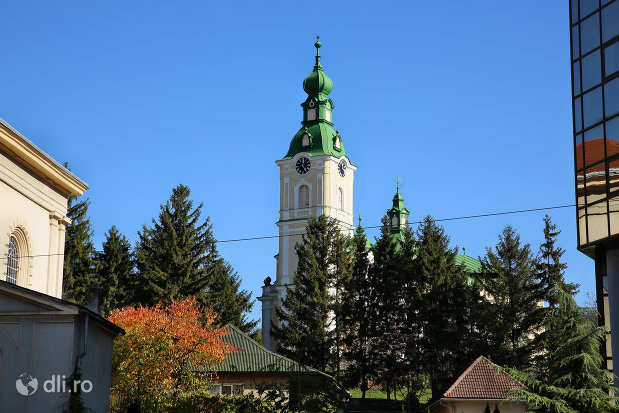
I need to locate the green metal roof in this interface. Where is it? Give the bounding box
[455,254,482,273]
[282,122,346,159]
[215,324,330,378]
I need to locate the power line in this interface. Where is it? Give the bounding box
[0,203,576,261]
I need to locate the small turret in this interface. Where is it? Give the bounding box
[387,183,410,236]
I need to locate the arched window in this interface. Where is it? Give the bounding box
[6,236,18,284]
[299,185,309,208]
[338,187,344,211]
[391,216,398,228]
[301,133,310,147]
[307,109,316,121]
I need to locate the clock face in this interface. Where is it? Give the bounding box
[296,157,311,174]
[338,159,347,177]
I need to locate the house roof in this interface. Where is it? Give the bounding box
[443,356,522,399]
[216,324,331,378]
[0,279,124,336]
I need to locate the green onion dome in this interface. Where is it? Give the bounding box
[302,39,333,99]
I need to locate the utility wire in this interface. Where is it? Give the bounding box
[0,203,576,261]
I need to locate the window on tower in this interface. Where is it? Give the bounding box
[307,109,316,121]
[326,110,332,122]
[302,133,310,147]
[299,185,310,208]
[338,187,344,211]
[392,216,398,228]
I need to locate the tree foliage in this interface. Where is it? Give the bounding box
[342,221,372,397]
[95,225,135,315]
[507,287,618,413]
[135,184,256,333]
[107,297,235,411]
[271,215,351,374]
[63,194,97,306]
[415,216,473,400]
[479,226,546,371]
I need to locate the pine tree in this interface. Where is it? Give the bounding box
[135,184,256,333]
[507,287,618,413]
[200,244,257,333]
[270,215,351,374]
[95,226,135,315]
[480,226,546,371]
[415,216,472,400]
[367,215,407,399]
[342,220,372,397]
[537,215,579,306]
[63,195,96,306]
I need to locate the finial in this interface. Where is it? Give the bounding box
[463,247,467,256]
[358,214,362,226]
[396,177,402,193]
[314,35,322,70]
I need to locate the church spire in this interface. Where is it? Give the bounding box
[282,38,345,160]
[314,36,322,70]
[387,186,410,236]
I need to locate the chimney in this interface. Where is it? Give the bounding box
[86,285,99,313]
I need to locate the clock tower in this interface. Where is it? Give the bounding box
[259,39,357,350]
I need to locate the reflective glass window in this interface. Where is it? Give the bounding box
[581,0,600,18]
[573,25,581,60]
[607,115,619,141]
[572,0,580,23]
[574,61,582,95]
[604,41,619,77]
[578,207,587,245]
[583,86,604,127]
[575,96,583,131]
[581,13,600,54]
[602,1,619,42]
[582,50,602,90]
[607,115,619,165]
[587,200,609,242]
[585,125,605,166]
[605,77,619,117]
[586,164,607,204]
[576,133,585,170]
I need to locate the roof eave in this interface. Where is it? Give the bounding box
[0,118,89,196]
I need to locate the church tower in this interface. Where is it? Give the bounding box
[259,39,356,350]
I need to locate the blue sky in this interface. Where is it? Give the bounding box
[0,1,590,322]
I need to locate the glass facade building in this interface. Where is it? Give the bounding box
[570,0,619,372]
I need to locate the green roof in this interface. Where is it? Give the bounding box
[283,122,346,160]
[215,324,330,378]
[455,254,482,273]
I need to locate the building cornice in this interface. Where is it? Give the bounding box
[0,118,88,196]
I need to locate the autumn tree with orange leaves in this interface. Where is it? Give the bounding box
[107,297,235,411]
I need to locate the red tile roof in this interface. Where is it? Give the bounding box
[443,356,523,399]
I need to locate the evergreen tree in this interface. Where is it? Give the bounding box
[535,216,580,368]
[537,215,579,306]
[271,215,351,374]
[367,215,407,399]
[95,226,135,315]
[480,226,545,371]
[63,194,96,306]
[135,184,256,333]
[201,245,257,333]
[507,287,618,413]
[342,220,372,397]
[415,216,472,400]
